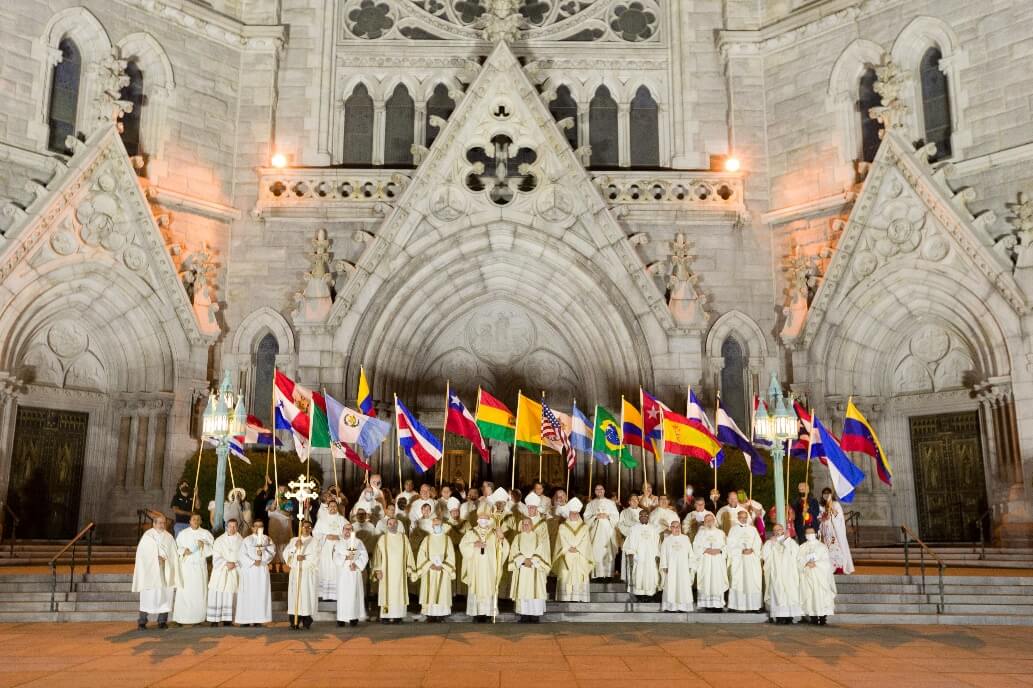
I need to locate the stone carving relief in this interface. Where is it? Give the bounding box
[96,49,133,131]
[780,245,829,346]
[18,322,107,391]
[76,172,132,250]
[463,134,539,206]
[893,324,975,395]
[467,308,536,366]
[293,228,336,324]
[179,242,219,327]
[477,0,525,44]
[869,53,908,133]
[648,233,708,331]
[996,192,1033,275]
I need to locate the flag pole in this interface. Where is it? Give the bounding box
[568,397,576,496]
[228,452,237,490]
[191,436,204,512]
[441,380,451,488]
[471,387,481,487]
[511,390,522,490]
[322,386,339,491]
[394,393,403,493]
[271,370,279,513]
[618,396,624,504]
[805,408,815,485]
[748,395,756,503]
[588,404,597,497]
[538,391,545,482]
[638,388,644,493]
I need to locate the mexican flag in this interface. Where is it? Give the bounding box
[273,370,332,458]
[476,389,516,443]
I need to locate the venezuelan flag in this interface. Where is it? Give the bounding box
[357,366,374,416]
[841,398,892,486]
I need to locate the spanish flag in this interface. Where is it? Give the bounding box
[841,398,892,486]
[514,392,543,453]
[476,389,516,444]
[663,408,722,462]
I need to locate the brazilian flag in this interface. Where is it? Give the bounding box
[592,405,638,469]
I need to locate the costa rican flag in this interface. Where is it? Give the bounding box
[395,398,443,473]
[541,401,575,470]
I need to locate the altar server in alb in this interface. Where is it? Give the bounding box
[133,513,180,630]
[584,485,619,579]
[236,518,275,626]
[284,520,320,630]
[334,521,369,626]
[761,522,802,624]
[692,512,728,611]
[172,513,212,625]
[726,508,763,611]
[207,519,243,626]
[312,498,347,599]
[799,526,837,625]
[622,509,661,600]
[659,520,697,611]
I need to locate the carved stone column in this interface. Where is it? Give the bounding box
[0,373,26,503]
[975,380,1033,545]
[372,98,386,166]
[617,102,631,168]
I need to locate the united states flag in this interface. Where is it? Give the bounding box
[541,401,575,470]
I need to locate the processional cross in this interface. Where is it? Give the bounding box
[285,474,318,522]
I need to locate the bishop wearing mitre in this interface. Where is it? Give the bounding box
[372,516,415,623]
[459,504,509,622]
[553,497,593,602]
[283,520,320,630]
[312,498,347,600]
[172,513,213,625]
[761,522,802,624]
[133,513,181,630]
[334,521,369,627]
[726,508,763,612]
[508,515,551,622]
[692,512,728,611]
[659,520,697,611]
[413,517,456,622]
[235,517,275,627]
[207,518,244,626]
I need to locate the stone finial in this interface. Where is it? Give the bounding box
[665,233,708,330]
[1002,192,1033,274]
[780,245,827,346]
[97,49,132,128]
[869,53,909,133]
[478,0,524,43]
[293,228,334,323]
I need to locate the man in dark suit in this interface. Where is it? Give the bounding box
[793,482,820,543]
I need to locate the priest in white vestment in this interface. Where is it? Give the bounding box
[283,521,320,630]
[133,514,181,629]
[172,514,212,625]
[715,491,743,534]
[372,517,415,623]
[553,498,593,602]
[207,519,243,625]
[508,516,551,622]
[682,497,714,542]
[412,518,456,621]
[692,513,728,611]
[622,509,661,599]
[312,499,347,600]
[583,485,619,579]
[235,518,275,626]
[819,489,855,574]
[799,527,836,625]
[616,495,642,582]
[659,520,697,611]
[333,522,369,626]
[761,522,802,624]
[638,482,658,511]
[407,484,437,523]
[459,507,509,621]
[648,495,680,533]
[726,508,763,611]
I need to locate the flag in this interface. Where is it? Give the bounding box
[716,399,767,475]
[476,389,516,443]
[207,436,251,464]
[515,393,544,453]
[324,392,391,456]
[813,415,865,502]
[357,367,374,416]
[273,370,332,458]
[395,398,443,473]
[569,403,593,453]
[751,396,772,449]
[663,408,722,464]
[541,401,575,469]
[685,387,724,467]
[593,405,636,468]
[445,387,489,462]
[243,415,282,447]
[331,440,370,472]
[621,398,644,450]
[790,400,813,460]
[841,398,892,486]
[640,389,666,457]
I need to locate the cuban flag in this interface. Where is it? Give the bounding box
[812,415,865,502]
[569,403,593,454]
[395,398,443,473]
[716,399,766,475]
[641,389,667,456]
[445,386,489,462]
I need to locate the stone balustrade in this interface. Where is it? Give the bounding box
[592,171,744,211]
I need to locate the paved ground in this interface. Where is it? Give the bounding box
[0,621,1030,687]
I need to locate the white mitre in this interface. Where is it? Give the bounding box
[566,497,583,514]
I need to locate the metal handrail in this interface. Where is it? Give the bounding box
[49,522,96,613]
[844,510,861,549]
[972,510,992,560]
[136,509,150,539]
[0,500,18,556]
[901,524,946,613]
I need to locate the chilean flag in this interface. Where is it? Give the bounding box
[445,386,489,462]
[395,398,443,473]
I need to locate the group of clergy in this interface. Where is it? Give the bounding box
[133,479,838,629]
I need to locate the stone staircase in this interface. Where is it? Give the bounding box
[1,572,1031,625]
[0,540,137,567]
[852,545,1033,569]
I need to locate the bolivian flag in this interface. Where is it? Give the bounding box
[514,392,543,453]
[476,389,516,444]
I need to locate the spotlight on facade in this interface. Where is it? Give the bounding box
[724,156,741,173]
[270,152,288,168]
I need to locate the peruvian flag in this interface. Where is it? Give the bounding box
[273,370,332,459]
[445,385,489,462]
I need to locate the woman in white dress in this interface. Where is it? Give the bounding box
[818,488,854,574]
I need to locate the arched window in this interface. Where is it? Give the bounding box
[425,83,455,147]
[47,38,81,153]
[343,83,374,165]
[384,84,415,167]
[589,85,618,168]
[252,333,279,427]
[919,47,952,161]
[549,85,578,150]
[858,67,883,163]
[629,86,659,167]
[720,337,749,431]
[119,60,144,157]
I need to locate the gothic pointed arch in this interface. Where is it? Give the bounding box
[115,33,177,177]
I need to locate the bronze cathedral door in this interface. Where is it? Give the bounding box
[909,411,988,543]
[7,406,89,539]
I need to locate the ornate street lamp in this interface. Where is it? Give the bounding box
[201,370,246,531]
[755,371,798,526]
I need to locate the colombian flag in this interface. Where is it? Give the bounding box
[841,398,892,486]
[357,366,374,416]
[621,397,644,449]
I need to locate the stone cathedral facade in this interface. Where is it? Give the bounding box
[0,0,1030,544]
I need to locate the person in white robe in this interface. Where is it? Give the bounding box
[312,498,347,600]
[583,485,619,579]
[529,481,552,516]
[412,518,456,621]
[726,508,763,611]
[396,479,418,509]
[283,520,320,630]
[659,520,697,612]
[235,517,275,626]
[715,491,743,534]
[459,507,509,621]
[333,522,369,627]
[352,487,384,525]
[553,498,593,602]
[648,495,680,533]
[172,514,212,625]
[372,517,416,623]
[799,527,836,625]
[819,489,855,574]
[409,502,436,552]
[206,519,243,625]
[352,508,380,553]
[133,513,181,629]
[407,484,436,523]
[508,516,551,622]
[459,488,481,523]
[616,495,643,582]
[638,482,659,511]
[761,522,802,624]
[267,486,294,572]
[623,508,662,599]
[692,513,728,611]
[682,497,714,542]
